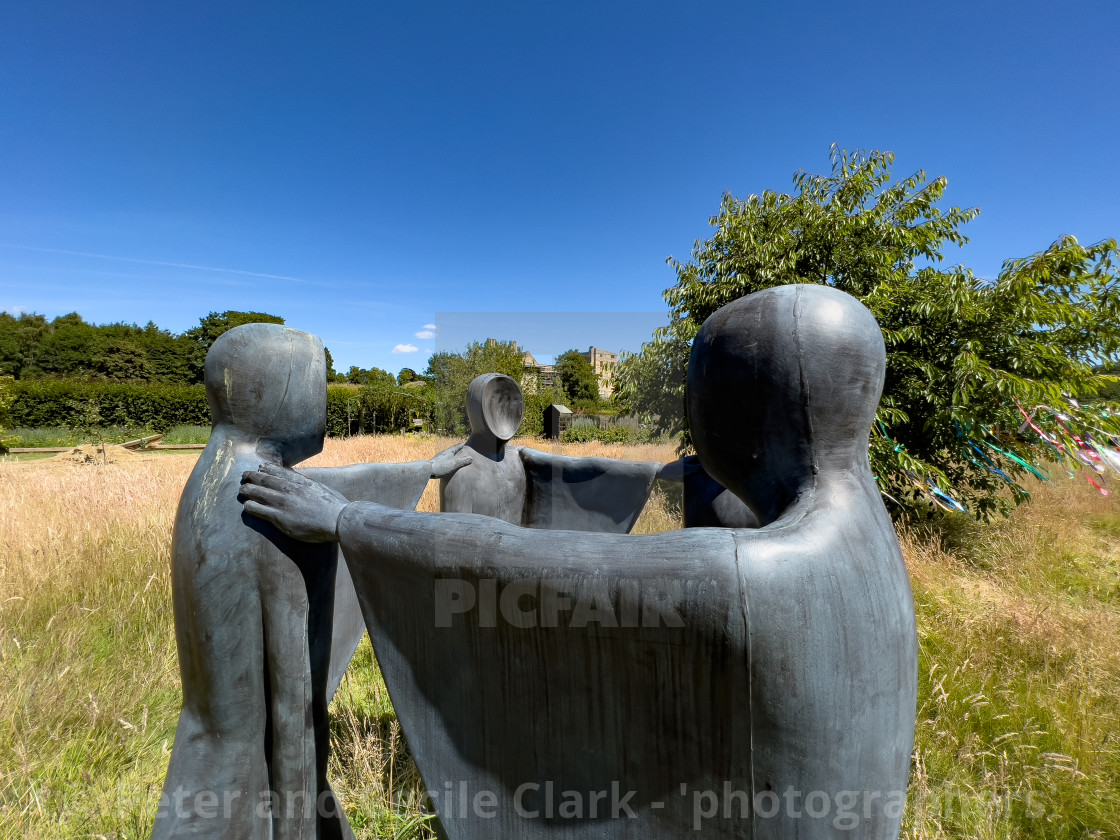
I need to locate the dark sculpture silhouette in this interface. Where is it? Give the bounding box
[152,323,466,840]
[241,284,918,839]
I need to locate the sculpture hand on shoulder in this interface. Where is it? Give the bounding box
[241,463,348,543]
[429,443,473,478]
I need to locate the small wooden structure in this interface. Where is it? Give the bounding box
[542,403,572,440]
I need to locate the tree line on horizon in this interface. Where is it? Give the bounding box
[0,309,290,385]
[0,307,608,404]
[0,307,612,438]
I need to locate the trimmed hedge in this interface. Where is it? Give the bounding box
[8,381,210,431]
[4,380,558,440]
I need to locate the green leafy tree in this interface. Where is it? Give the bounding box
[0,376,18,452]
[1096,365,1120,402]
[0,312,49,379]
[184,311,285,351]
[131,322,201,383]
[554,349,602,407]
[93,338,153,382]
[425,340,526,435]
[397,367,419,385]
[323,347,340,382]
[1,310,275,385]
[615,146,1120,518]
[344,366,396,386]
[36,316,100,378]
[361,369,432,432]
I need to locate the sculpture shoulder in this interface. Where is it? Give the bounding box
[179,445,258,515]
[729,494,903,581]
[174,445,279,557]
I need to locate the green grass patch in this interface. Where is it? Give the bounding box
[6,425,158,448]
[161,425,210,445]
[1,450,57,462]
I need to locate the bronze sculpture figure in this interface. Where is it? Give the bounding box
[152,323,467,840]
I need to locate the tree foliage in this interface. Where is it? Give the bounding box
[615,146,1120,518]
[343,366,396,386]
[554,349,601,407]
[0,376,17,452]
[425,340,526,435]
[183,310,285,351]
[0,309,286,384]
[323,347,340,382]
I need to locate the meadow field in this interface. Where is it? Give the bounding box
[1,435,1118,839]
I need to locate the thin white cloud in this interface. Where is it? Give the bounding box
[423,323,437,330]
[392,343,419,354]
[0,243,316,284]
[2,305,27,315]
[414,329,435,339]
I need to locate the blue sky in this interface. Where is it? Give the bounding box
[1,1,1117,374]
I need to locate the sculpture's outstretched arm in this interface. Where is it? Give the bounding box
[428,443,473,478]
[517,448,661,532]
[287,455,473,702]
[241,463,725,575]
[296,448,470,510]
[654,455,706,483]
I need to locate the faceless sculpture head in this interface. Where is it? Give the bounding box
[205,323,327,465]
[466,373,524,445]
[687,284,885,521]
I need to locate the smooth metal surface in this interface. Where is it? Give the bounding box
[658,455,760,529]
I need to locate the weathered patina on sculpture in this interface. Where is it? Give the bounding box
[241,284,918,839]
[441,372,661,532]
[152,323,466,840]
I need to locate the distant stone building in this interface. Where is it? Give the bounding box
[521,351,556,392]
[581,346,619,398]
[520,345,618,398]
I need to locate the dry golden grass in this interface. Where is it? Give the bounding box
[0,452,191,838]
[2,436,1118,839]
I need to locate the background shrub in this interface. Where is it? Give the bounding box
[8,381,209,431]
[6,425,156,447]
[560,424,652,444]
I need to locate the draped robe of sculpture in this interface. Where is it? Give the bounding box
[657,454,760,529]
[303,462,431,698]
[153,325,436,840]
[319,285,918,839]
[440,373,661,533]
